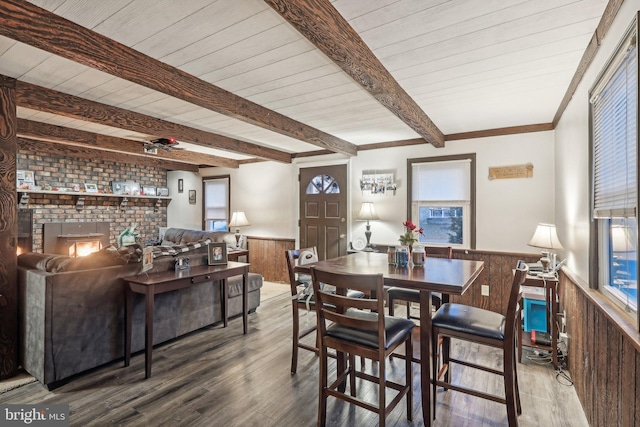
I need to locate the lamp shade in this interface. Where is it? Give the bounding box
[528,223,563,250]
[229,211,250,228]
[356,202,379,221]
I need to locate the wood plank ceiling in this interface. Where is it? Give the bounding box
[0,0,611,169]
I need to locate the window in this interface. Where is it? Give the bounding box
[306,174,340,194]
[590,21,638,320]
[203,176,229,232]
[408,154,475,249]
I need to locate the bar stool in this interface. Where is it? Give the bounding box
[430,260,528,426]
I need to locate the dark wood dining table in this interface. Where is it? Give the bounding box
[296,251,484,426]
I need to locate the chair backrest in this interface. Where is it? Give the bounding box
[424,246,453,259]
[285,247,318,297]
[310,267,386,349]
[505,260,529,339]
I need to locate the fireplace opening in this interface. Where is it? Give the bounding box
[68,239,102,257]
[43,222,110,256]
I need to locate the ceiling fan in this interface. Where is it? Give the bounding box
[143,137,184,154]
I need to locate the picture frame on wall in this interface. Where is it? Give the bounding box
[84,183,98,193]
[208,242,227,265]
[178,179,184,193]
[189,189,196,204]
[156,187,169,197]
[142,186,156,196]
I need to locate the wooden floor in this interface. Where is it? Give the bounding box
[0,283,588,426]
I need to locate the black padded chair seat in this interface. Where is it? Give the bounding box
[327,309,415,350]
[387,287,442,304]
[432,303,506,341]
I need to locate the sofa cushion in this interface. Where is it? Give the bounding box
[227,273,263,298]
[18,253,59,271]
[51,250,128,273]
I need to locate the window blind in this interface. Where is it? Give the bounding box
[592,43,638,219]
[412,159,471,201]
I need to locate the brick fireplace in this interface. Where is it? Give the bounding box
[18,150,168,253]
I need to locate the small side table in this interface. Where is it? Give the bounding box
[518,273,561,369]
[228,249,249,262]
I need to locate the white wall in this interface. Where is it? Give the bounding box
[177,130,554,254]
[166,170,204,230]
[555,1,640,282]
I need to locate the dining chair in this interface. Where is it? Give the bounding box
[285,247,365,374]
[430,260,528,426]
[310,266,415,427]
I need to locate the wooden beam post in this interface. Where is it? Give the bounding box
[265,0,445,148]
[0,75,18,379]
[0,0,357,156]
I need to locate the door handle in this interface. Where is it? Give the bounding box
[339,234,346,239]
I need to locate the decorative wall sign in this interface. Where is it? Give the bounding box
[360,170,397,195]
[488,163,533,180]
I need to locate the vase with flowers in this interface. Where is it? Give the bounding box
[399,220,424,251]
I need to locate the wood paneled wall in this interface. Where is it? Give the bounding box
[452,249,539,313]
[0,76,18,379]
[561,270,640,426]
[246,236,295,283]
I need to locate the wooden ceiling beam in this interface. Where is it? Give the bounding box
[18,137,198,172]
[264,0,445,148]
[15,80,288,163]
[17,119,239,169]
[0,0,356,157]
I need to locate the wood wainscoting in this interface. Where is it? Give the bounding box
[246,236,295,283]
[560,269,640,426]
[452,249,539,313]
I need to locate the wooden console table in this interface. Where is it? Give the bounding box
[124,262,249,378]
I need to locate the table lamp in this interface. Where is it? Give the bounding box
[229,211,250,249]
[356,202,379,251]
[528,223,564,272]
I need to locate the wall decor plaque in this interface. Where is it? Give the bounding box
[488,163,533,180]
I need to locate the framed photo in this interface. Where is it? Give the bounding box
[84,183,98,193]
[142,186,156,196]
[156,187,169,197]
[188,189,196,204]
[112,181,140,195]
[208,242,227,265]
[178,179,184,193]
[17,170,35,189]
[142,246,153,273]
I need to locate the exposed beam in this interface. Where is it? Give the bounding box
[0,0,356,157]
[265,0,444,148]
[446,123,554,141]
[17,119,239,169]
[294,123,556,157]
[15,80,289,163]
[552,0,624,126]
[18,137,197,172]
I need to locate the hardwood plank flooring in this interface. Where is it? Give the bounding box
[0,285,587,426]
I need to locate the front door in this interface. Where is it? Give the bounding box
[299,164,348,261]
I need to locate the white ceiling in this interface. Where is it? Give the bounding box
[0,0,609,162]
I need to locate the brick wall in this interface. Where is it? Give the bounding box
[18,150,168,252]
